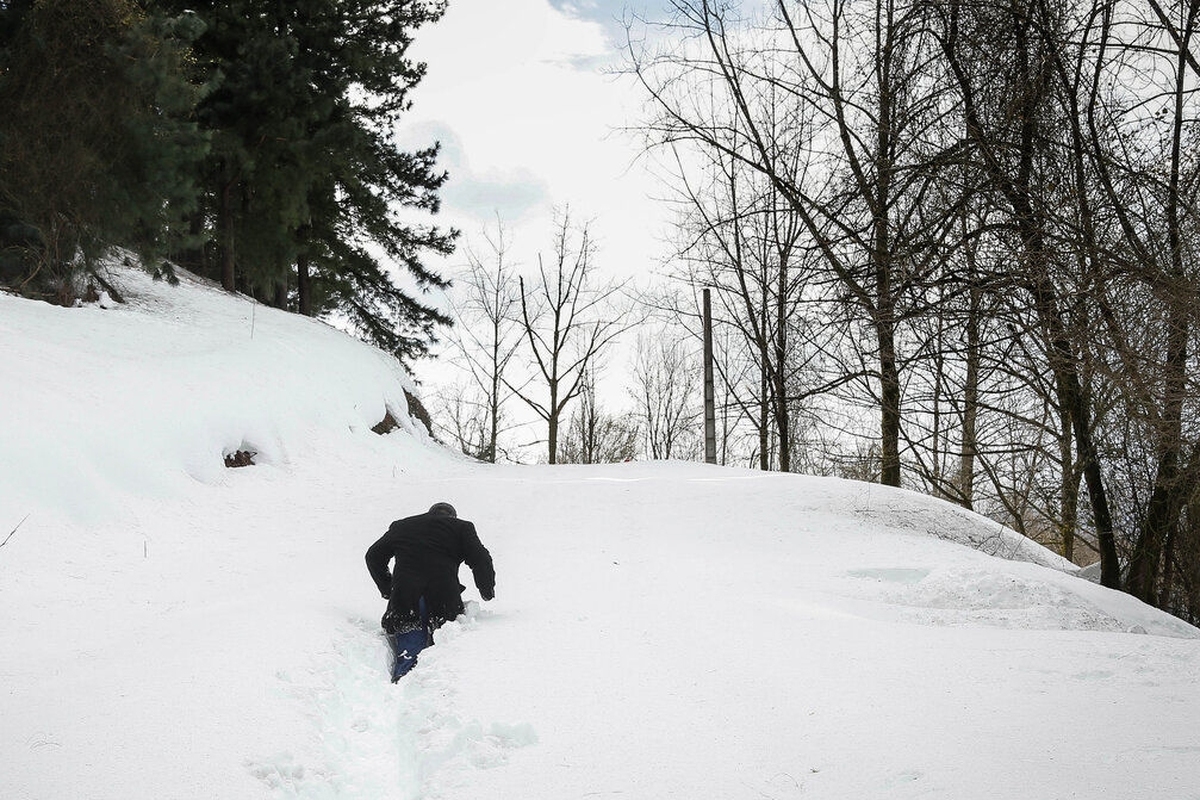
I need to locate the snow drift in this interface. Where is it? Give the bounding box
[2,262,1197,800]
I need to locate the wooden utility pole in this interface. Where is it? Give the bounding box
[703,288,717,464]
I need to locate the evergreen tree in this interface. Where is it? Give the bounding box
[158,0,456,360]
[289,0,456,358]
[0,0,206,299]
[0,0,33,48]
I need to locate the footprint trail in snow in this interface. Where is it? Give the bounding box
[248,605,536,799]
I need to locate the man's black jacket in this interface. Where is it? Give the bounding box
[365,512,495,630]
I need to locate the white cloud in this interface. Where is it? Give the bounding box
[400,0,680,422]
[399,0,668,279]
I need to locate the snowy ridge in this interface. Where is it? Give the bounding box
[0,261,428,525]
[3,263,1199,799]
[761,473,1074,569]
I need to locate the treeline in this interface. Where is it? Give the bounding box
[436,209,642,466]
[627,0,1200,622]
[0,0,454,359]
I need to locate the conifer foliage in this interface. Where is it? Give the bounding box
[0,0,206,299]
[0,0,455,361]
[156,0,456,360]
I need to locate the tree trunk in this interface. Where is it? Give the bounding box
[1021,215,1119,587]
[548,377,559,465]
[759,341,770,471]
[297,251,312,316]
[878,317,902,487]
[218,173,237,292]
[1058,403,1078,563]
[488,322,500,463]
[775,247,791,473]
[875,8,900,488]
[1127,308,1189,601]
[958,265,980,509]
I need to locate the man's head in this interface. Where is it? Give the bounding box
[428,501,457,518]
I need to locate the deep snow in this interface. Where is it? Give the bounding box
[2,264,1197,800]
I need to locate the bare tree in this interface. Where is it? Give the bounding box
[630,0,961,485]
[513,209,635,464]
[433,381,494,461]
[924,0,1120,585]
[446,216,524,462]
[630,328,701,460]
[623,0,1200,620]
[1061,0,1200,604]
[666,132,815,471]
[558,368,641,464]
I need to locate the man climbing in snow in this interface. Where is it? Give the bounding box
[365,501,495,681]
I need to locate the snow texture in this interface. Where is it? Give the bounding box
[2,262,1198,799]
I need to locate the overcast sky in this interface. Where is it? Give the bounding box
[399,0,686,432]
[399,0,677,285]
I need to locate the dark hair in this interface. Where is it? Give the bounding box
[428,501,457,518]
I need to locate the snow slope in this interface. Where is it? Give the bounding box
[2,264,1197,800]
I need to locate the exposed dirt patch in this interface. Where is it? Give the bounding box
[224,449,256,468]
[371,411,399,435]
[404,389,432,436]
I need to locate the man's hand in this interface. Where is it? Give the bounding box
[481,588,494,601]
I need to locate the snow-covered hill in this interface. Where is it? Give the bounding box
[2,264,1197,800]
